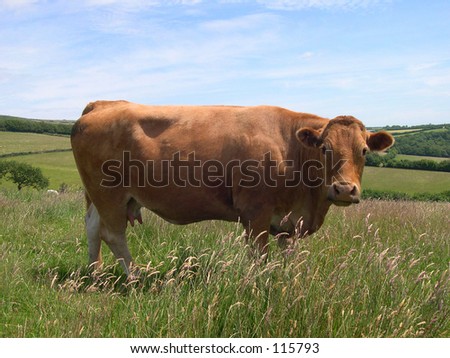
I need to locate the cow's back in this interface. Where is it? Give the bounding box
[72,101,301,162]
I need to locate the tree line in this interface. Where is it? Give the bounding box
[362,189,450,203]
[382,123,445,131]
[0,116,73,135]
[365,150,450,172]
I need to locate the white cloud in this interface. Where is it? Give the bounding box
[0,0,38,10]
[407,62,439,73]
[83,0,201,8]
[200,12,279,33]
[256,0,388,10]
[0,0,36,6]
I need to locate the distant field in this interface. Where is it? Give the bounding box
[362,167,450,194]
[0,132,71,156]
[4,151,81,189]
[387,129,422,134]
[388,128,448,137]
[396,154,449,162]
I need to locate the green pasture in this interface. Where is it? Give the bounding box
[0,131,71,156]
[1,190,448,337]
[388,128,448,137]
[1,151,81,189]
[386,129,422,135]
[395,154,449,162]
[362,167,450,195]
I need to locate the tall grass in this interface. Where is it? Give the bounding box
[1,190,448,337]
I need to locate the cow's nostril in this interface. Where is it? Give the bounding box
[334,184,340,194]
[350,185,357,196]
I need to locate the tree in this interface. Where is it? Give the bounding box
[0,160,49,190]
[0,161,10,179]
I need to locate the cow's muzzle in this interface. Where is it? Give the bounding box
[328,182,360,206]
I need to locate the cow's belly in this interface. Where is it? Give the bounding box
[134,187,239,225]
[149,207,238,225]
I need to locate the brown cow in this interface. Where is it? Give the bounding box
[71,100,394,275]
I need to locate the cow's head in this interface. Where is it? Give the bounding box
[296,116,394,206]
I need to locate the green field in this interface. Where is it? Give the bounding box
[0,132,71,156]
[1,151,81,189]
[388,128,448,137]
[1,190,448,337]
[386,129,422,135]
[362,167,450,194]
[396,154,449,162]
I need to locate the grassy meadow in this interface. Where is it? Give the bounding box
[0,132,80,189]
[396,154,449,162]
[0,132,71,156]
[6,151,81,189]
[1,190,449,337]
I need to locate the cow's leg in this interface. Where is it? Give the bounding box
[243,211,272,256]
[251,229,269,256]
[85,204,102,269]
[100,221,133,277]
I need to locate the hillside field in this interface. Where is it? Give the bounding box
[1,190,448,337]
[0,131,71,156]
[4,151,80,189]
[362,167,450,195]
[396,154,448,162]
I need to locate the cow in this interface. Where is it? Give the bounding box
[71,100,394,276]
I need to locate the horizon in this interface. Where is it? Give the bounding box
[1,1,450,126]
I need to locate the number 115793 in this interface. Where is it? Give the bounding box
[273,343,319,354]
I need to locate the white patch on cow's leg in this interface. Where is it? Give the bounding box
[85,204,102,269]
[100,224,133,276]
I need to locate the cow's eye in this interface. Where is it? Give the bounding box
[362,147,368,156]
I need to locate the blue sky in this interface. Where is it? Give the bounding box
[1,0,449,126]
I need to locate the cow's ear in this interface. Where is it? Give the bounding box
[296,128,322,148]
[366,131,395,152]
